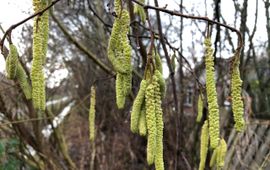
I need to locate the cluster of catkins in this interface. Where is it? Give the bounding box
[31,0,49,111]
[133,0,146,23]
[198,37,245,170]
[107,0,132,109]
[5,0,49,109]
[130,51,165,170]
[6,44,32,99]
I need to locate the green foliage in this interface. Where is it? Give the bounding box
[0,138,21,170]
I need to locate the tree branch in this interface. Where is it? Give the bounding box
[0,0,61,52]
[130,0,243,51]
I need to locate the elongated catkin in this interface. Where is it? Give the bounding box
[41,0,49,64]
[196,94,203,123]
[6,44,19,79]
[107,8,132,109]
[231,52,245,131]
[145,83,157,165]
[217,138,227,168]
[89,86,96,142]
[199,120,209,170]
[138,105,147,136]
[131,80,147,133]
[153,73,164,170]
[204,37,220,149]
[31,0,49,111]
[16,63,32,99]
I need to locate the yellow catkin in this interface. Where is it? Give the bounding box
[204,38,220,149]
[107,9,132,109]
[153,73,164,170]
[145,83,157,165]
[32,0,41,12]
[41,0,49,64]
[196,94,203,123]
[217,138,227,168]
[31,17,45,111]
[199,120,209,170]
[16,63,32,99]
[6,44,19,79]
[122,72,132,97]
[114,0,121,17]
[155,70,166,98]
[31,0,49,110]
[116,74,125,108]
[89,86,96,142]
[210,147,218,168]
[231,52,245,131]
[154,51,163,74]
[131,80,147,133]
[138,104,147,136]
[31,0,48,111]
[134,0,146,22]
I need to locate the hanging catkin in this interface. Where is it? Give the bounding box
[216,138,227,168]
[155,70,166,98]
[145,83,157,165]
[204,37,220,149]
[134,0,146,22]
[41,0,49,64]
[154,51,163,74]
[196,94,203,123]
[231,52,245,131]
[210,147,218,168]
[138,104,147,136]
[31,0,49,111]
[6,44,19,79]
[115,74,125,108]
[16,63,32,99]
[89,86,96,142]
[131,80,147,133]
[153,72,164,170]
[199,120,209,170]
[108,0,132,108]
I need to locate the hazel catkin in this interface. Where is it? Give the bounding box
[231,52,245,132]
[217,138,227,168]
[145,83,157,165]
[153,74,164,170]
[6,44,19,79]
[89,86,96,142]
[196,94,203,123]
[131,80,147,133]
[16,63,32,99]
[204,37,220,149]
[199,120,209,170]
[107,9,132,109]
[138,105,147,136]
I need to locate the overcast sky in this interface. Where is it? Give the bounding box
[0,0,268,75]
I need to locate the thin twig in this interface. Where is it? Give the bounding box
[0,0,61,52]
[0,116,55,127]
[130,0,243,50]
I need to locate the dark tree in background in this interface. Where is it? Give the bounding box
[0,0,270,169]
